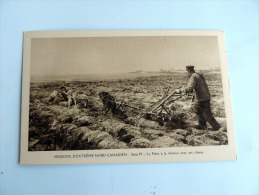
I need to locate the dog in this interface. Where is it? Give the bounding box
[99,92,117,114]
[60,87,88,108]
[67,91,89,108]
[99,92,127,119]
[48,90,58,103]
[76,93,89,108]
[66,90,77,108]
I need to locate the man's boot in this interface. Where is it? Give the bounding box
[193,120,207,130]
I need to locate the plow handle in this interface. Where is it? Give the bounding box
[151,92,176,112]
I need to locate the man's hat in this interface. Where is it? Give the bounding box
[186,65,195,71]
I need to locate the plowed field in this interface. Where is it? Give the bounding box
[28,71,228,151]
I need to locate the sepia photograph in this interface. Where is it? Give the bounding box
[20,30,236,164]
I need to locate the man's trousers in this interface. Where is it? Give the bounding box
[192,100,221,130]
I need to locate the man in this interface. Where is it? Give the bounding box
[175,65,221,130]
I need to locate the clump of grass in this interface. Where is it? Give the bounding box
[165,111,189,130]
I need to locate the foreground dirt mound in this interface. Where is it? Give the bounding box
[29,102,227,151]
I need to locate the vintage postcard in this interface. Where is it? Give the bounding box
[20,30,236,164]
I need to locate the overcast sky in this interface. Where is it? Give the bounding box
[31,36,220,76]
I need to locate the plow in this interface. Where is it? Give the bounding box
[49,86,194,127]
[100,89,194,125]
